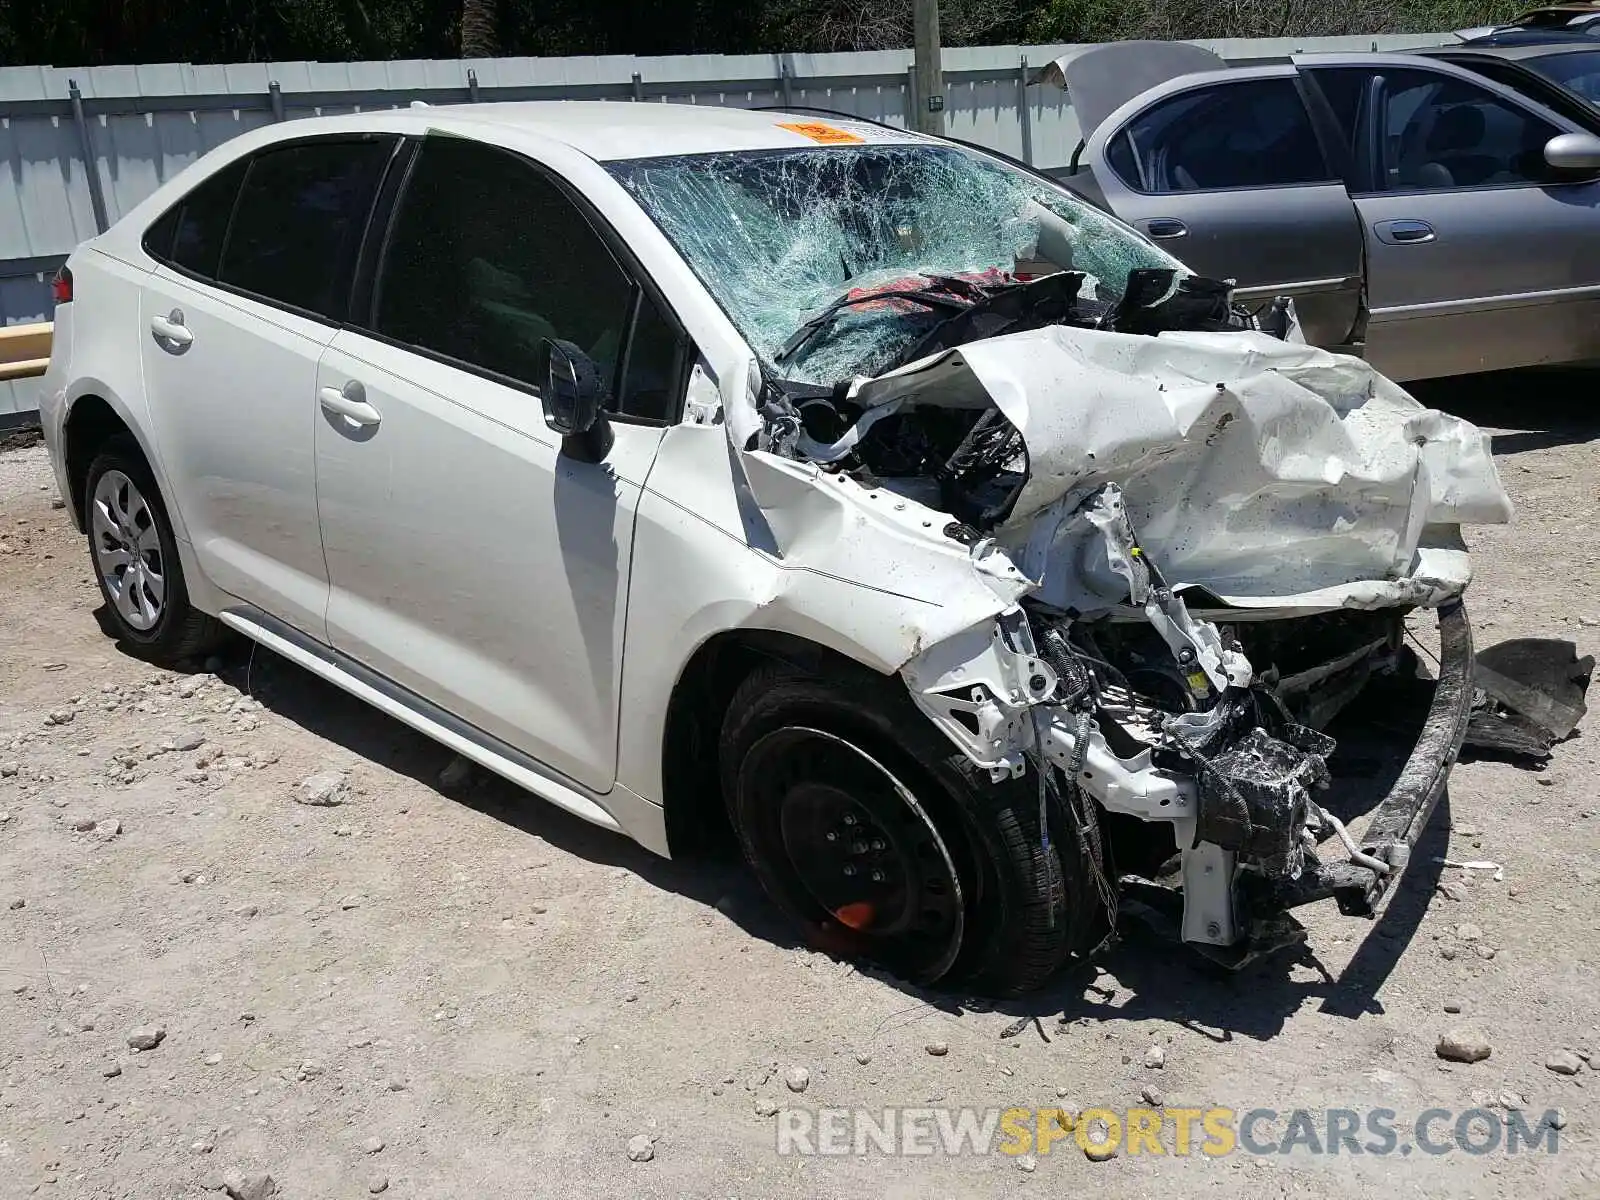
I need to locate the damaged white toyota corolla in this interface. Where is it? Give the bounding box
[40,103,1513,993]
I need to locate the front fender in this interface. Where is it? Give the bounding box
[615,423,1030,803]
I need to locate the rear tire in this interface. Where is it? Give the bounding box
[83,436,225,665]
[719,660,1106,995]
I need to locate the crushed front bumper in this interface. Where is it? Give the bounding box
[907,592,1477,958]
[1279,600,1474,916]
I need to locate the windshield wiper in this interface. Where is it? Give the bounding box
[773,273,1021,365]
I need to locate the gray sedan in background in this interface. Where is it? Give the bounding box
[1049,42,1600,380]
[1425,40,1600,106]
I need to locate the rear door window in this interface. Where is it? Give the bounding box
[216,137,396,321]
[1107,78,1334,193]
[143,158,248,278]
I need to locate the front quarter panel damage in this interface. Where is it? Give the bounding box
[692,286,1512,965]
[619,421,1042,805]
[842,325,1514,613]
[897,611,1059,780]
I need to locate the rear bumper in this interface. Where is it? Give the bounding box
[37,311,74,527]
[1282,600,1474,916]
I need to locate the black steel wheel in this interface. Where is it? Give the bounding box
[737,725,967,983]
[719,659,1108,994]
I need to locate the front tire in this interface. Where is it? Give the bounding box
[719,660,1106,995]
[83,436,224,664]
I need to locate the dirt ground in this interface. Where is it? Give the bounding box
[1,372,1598,1200]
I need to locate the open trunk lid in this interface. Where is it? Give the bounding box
[1035,40,1229,140]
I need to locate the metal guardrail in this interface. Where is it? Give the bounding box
[0,322,51,382]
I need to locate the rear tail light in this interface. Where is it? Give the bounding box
[52,265,73,305]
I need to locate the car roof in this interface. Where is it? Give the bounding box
[1508,2,1600,21]
[1461,27,1600,45]
[1419,39,1600,61]
[379,101,937,161]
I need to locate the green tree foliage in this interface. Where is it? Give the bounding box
[0,0,458,67]
[0,0,1552,66]
[1027,0,1534,42]
[461,0,498,56]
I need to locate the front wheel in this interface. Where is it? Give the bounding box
[83,436,225,664]
[719,661,1107,994]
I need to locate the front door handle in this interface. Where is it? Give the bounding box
[319,381,381,428]
[1374,218,1436,245]
[150,308,194,352]
[1144,217,1189,240]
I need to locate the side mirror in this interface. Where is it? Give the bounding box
[539,337,613,463]
[1544,132,1600,173]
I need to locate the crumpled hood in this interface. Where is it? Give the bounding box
[840,324,1514,612]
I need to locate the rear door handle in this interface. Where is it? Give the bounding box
[319,381,381,428]
[1374,219,1436,245]
[1144,218,1189,240]
[150,308,194,352]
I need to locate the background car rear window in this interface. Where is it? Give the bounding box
[216,138,393,320]
[373,136,664,415]
[1528,49,1600,101]
[1107,78,1332,193]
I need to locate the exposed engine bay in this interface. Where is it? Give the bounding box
[755,266,1287,532]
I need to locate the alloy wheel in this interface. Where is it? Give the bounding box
[90,469,166,632]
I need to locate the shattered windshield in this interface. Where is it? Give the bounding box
[607,144,1183,384]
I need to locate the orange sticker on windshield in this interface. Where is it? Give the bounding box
[777,120,865,145]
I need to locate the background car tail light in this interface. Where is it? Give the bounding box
[52,265,73,305]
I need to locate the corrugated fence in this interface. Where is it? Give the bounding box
[0,32,1453,418]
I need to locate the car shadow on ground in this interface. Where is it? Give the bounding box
[167,634,802,940]
[139,632,1446,1043]
[1408,367,1600,454]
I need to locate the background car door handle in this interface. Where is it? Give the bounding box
[149,309,193,351]
[1144,218,1188,240]
[1374,219,1436,245]
[319,382,381,427]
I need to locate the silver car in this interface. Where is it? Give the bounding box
[1423,39,1600,106]
[1051,42,1600,380]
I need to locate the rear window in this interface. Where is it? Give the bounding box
[143,158,248,279]
[1108,78,1333,193]
[215,138,394,321]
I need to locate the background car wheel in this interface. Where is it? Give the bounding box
[719,660,1107,995]
[84,436,225,665]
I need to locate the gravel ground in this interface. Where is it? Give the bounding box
[0,374,1597,1199]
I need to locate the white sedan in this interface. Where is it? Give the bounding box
[40,102,1511,992]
